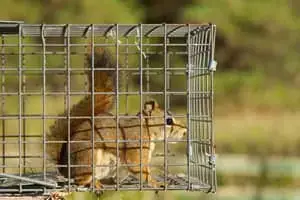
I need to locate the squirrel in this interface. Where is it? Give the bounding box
[47,47,187,189]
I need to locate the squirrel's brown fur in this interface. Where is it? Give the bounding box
[62,100,187,188]
[46,47,117,166]
[47,47,187,189]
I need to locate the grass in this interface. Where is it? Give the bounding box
[63,190,206,200]
[215,111,300,156]
[211,70,300,157]
[214,70,300,114]
[61,186,300,200]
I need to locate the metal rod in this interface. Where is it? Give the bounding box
[0,91,204,96]
[0,163,205,168]
[66,24,71,192]
[116,24,120,190]
[0,50,191,56]
[196,29,202,182]
[0,113,194,120]
[63,27,68,190]
[204,28,210,185]
[0,43,208,48]
[186,24,191,189]
[196,26,203,184]
[138,23,143,191]
[203,26,209,186]
[41,24,47,190]
[21,36,26,175]
[18,23,23,193]
[145,37,150,101]
[1,34,6,174]
[0,173,57,188]
[91,23,96,192]
[190,33,196,182]
[166,45,170,110]
[0,66,192,72]
[0,138,208,144]
[125,37,129,114]
[1,23,211,37]
[0,113,198,118]
[210,24,217,192]
[163,23,168,189]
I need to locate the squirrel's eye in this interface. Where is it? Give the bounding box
[166,118,173,125]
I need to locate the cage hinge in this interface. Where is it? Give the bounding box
[206,153,216,168]
[209,60,217,71]
[189,144,193,157]
[186,65,192,75]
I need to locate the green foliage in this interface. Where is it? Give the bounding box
[0,0,142,24]
[215,111,300,156]
[214,71,300,112]
[183,0,300,84]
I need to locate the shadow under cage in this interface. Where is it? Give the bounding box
[0,22,217,195]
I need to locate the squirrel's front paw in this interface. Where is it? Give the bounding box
[144,173,167,188]
[47,192,69,200]
[148,179,167,188]
[95,180,103,190]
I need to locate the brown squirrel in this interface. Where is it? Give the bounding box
[47,47,187,189]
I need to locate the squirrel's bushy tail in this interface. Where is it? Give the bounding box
[46,47,116,165]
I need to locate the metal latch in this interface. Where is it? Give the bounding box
[209,60,217,71]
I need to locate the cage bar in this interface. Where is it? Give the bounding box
[90,23,96,192]
[138,24,143,190]
[0,23,217,195]
[66,24,71,192]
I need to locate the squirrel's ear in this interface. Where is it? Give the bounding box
[86,43,104,55]
[144,100,158,112]
[86,43,93,55]
[167,110,173,115]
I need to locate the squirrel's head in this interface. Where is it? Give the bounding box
[139,100,187,142]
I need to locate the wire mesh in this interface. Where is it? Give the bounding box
[0,22,216,195]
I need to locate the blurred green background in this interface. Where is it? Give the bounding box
[1,0,300,199]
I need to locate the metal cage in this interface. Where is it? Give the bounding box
[0,22,217,195]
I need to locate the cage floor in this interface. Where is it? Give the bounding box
[0,172,211,195]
